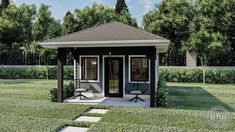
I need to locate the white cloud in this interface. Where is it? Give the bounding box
[140,0,153,13]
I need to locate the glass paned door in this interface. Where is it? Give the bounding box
[105,57,123,97]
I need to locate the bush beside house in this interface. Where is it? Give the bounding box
[49,85,74,102]
[156,79,168,107]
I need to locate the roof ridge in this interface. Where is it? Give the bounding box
[46,21,117,42]
[114,21,167,40]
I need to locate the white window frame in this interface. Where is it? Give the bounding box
[128,55,150,83]
[79,55,99,82]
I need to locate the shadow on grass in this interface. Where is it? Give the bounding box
[168,85,234,112]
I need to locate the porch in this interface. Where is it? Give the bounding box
[64,93,150,107]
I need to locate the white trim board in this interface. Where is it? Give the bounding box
[39,40,170,53]
[102,55,125,97]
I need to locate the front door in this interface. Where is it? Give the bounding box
[105,57,123,97]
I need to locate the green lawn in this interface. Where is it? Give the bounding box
[0,79,234,131]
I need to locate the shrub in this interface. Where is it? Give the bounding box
[49,85,74,102]
[206,70,235,84]
[160,67,235,84]
[0,66,73,79]
[64,85,74,99]
[156,79,168,107]
[49,88,57,102]
[160,68,203,83]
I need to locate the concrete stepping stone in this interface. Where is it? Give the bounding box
[60,126,88,132]
[87,109,109,114]
[75,116,102,123]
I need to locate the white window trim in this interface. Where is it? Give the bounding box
[79,55,100,82]
[102,55,125,97]
[128,55,150,83]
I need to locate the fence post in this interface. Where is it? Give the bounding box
[203,66,206,84]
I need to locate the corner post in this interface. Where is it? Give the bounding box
[57,48,65,103]
[150,48,156,108]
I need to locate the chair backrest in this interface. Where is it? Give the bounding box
[68,79,90,92]
[126,81,149,94]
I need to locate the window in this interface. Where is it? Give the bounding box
[130,57,149,81]
[81,57,98,81]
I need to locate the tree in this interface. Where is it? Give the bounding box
[62,11,76,35]
[184,27,230,66]
[115,0,128,13]
[184,0,234,66]
[32,4,62,64]
[74,3,137,31]
[0,4,36,48]
[33,4,61,41]
[0,0,10,9]
[0,0,10,15]
[143,0,193,65]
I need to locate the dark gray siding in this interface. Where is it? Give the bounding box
[75,47,151,96]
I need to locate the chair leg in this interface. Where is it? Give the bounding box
[129,95,145,103]
[80,94,87,98]
[136,96,145,102]
[129,95,137,101]
[72,92,87,100]
[73,94,79,99]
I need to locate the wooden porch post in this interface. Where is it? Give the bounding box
[150,48,156,108]
[57,48,65,103]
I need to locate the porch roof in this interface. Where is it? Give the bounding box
[40,21,170,52]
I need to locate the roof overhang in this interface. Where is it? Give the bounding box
[40,40,170,53]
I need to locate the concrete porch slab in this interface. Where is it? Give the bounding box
[59,126,88,132]
[87,109,109,114]
[100,97,150,107]
[65,97,150,107]
[64,93,150,107]
[75,116,102,123]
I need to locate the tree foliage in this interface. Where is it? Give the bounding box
[62,11,76,35]
[0,4,36,48]
[74,3,137,31]
[33,4,62,41]
[184,0,234,66]
[0,0,10,13]
[143,0,193,66]
[115,0,128,13]
[0,3,137,65]
[143,0,235,66]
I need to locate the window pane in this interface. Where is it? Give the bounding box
[131,57,149,81]
[81,57,97,80]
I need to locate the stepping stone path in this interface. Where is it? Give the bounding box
[60,126,88,132]
[87,109,109,114]
[75,116,102,122]
[59,108,109,132]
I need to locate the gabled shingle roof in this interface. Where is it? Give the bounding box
[46,21,167,42]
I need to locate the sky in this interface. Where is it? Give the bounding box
[14,0,161,26]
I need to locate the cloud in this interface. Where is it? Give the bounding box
[140,0,153,13]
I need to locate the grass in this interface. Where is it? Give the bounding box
[89,83,235,131]
[0,79,234,131]
[0,79,99,131]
